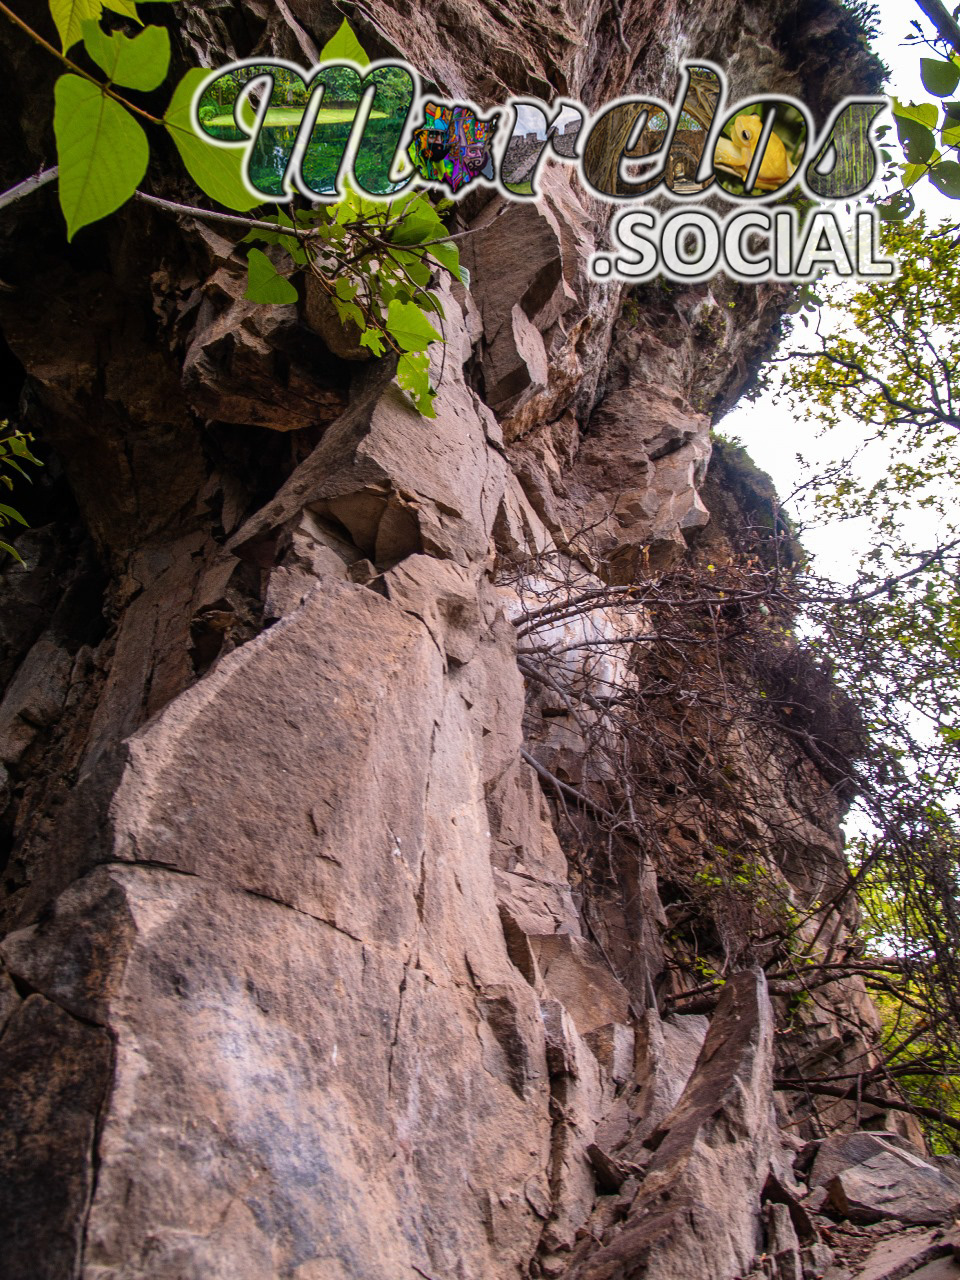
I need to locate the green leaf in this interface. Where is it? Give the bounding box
[876,190,915,222]
[49,0,101,53]
[0,540,24,564]
[426,238,462,282]
[245,248,298,304]
[164,69,260,212]
[392,250,432,287]
[396,351,436,418]
[386,299,441,352]
[359,328,386,356]
[332,296,365,328]
[241,227,308,266]
[0,503,28,526]
[54,74,148,240]
[334,277,358,301]
[896,115,937,164]
[892,98,939,128]
[102,0,141,21]
[386,190,425,216]
[921,58,960,97]
[416,287,444,316]
[82,21,170,91]
[8,437,40,465]
[3,458,32,482]
[388,198,445,246]
[318,18,370,67]
[242,210,310,264]
[929,159,960,197]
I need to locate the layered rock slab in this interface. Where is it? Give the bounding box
[0,571,557,1276]
[564,968,777,1280]
[826,1149,960,1228]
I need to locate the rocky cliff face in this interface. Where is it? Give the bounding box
[0,2,945,1279]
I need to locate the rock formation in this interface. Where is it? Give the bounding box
[0,1,949,1279]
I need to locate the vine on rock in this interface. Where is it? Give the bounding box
[0,2,456,422]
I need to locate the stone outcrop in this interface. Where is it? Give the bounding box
[563,969,778,1280]
[825,1148,960,1228]
[0,0,903,1277]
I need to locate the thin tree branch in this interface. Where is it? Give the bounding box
[0,166,57,214]
[916,0,960,53]
[520,747,619,825]
[775,1077,960,1134]
[0,0,162,124]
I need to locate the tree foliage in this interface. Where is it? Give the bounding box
[883,0,960,211]
[240,185,458,417]
[764,213,960,1148]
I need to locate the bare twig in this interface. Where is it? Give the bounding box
[0,166,57,214]
[775,1077,960,1134]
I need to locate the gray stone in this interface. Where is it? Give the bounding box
[851,1228,955,1280]
[811,1132,925,1188]
[766,1202,803,1280]
[802,1242,836,1280]
[827,1150,960,1225]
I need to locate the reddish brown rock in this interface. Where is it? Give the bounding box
[0,994,113,1280]
[0,0,890,1277]
[565,970,777,1280]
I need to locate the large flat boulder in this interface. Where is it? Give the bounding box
[826,1149,960,1226]
[811,1132,924,1188]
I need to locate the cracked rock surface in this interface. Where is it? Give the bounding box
[0,0,920,1278]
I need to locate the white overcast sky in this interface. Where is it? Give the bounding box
[723,0,957,579]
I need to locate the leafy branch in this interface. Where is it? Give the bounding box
[878,0,960,213]
[0,0,255,236]
[240,188,466,416]
[0,425,42,563]
[0,2,461,417]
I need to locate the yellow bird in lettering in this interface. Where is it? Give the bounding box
[713,113,797,191]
